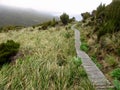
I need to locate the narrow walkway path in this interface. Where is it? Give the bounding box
[71,25,112,90]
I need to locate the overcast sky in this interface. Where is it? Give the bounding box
[0,0,112,20]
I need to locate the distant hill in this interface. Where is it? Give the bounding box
[0,5,54,27]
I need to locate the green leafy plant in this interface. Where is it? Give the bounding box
[0,40,20,65]
[80,42,89,53]
[113,79,120,90]
[111,68,120,80]
[68,57,87,87]
[73,57,82,67]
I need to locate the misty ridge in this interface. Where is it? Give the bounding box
[0,5,56,27]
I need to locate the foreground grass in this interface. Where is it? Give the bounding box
[0,26,94,90]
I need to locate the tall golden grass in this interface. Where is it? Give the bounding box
[0,26,94,90]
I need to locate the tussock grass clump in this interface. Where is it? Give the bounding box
[0,40,20,66]
[0,26,94,90]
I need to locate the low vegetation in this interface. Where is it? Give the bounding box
[39,18,58,30]
[0,26,24,32]
[0,25,94,89]
[77,0,120,89]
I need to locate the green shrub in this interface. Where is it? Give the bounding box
[0,40,20,65]
[60,13,69,25]
[97,20,115,39]
[81,12,91,21]
[73,57,82,67]
[105,1,120,31]
[113,79,120,90]
[91,1,120,40]
[80,43,89,53]
[68,57,87,87]
[96,3,106,20]
[97,27,107,40]
[111,68,120,80]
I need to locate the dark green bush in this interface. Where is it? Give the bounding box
[88,1,120,40]
[0,40,20,65]
[80,43,89,53]
[96,3,106,20]
[111,68,120,80]
[103,1,120,33]
[81,12,91,21]
[97,19,115,39]
[113,79,120,90]
[105,1,120,21]
[60,13,69,25]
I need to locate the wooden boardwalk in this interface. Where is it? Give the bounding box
[72,25,113,90]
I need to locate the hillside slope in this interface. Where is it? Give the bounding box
[0,5,54,27]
